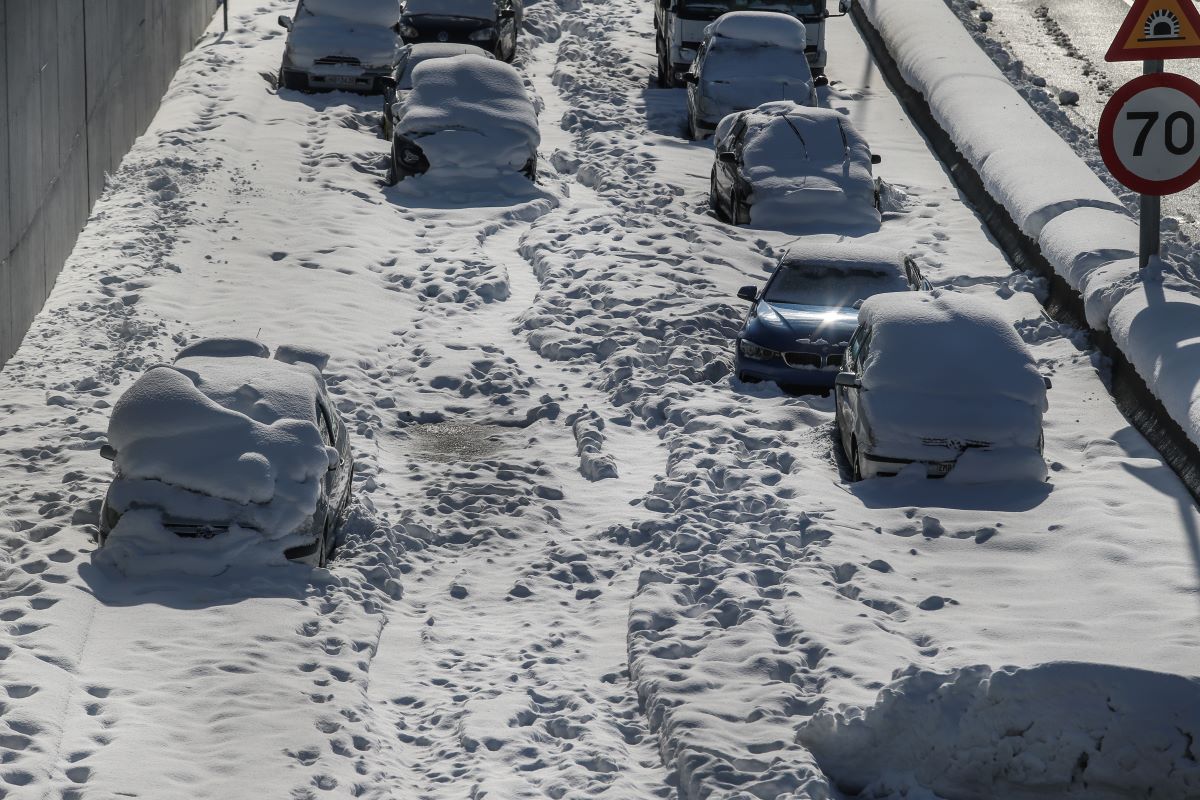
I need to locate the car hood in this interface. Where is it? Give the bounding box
[742,301,858,349]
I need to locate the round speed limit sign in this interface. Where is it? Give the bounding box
[1100,72,1200,196]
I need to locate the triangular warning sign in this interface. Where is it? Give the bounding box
[1107,0,1200,61]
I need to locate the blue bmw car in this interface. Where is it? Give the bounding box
[734,243,931,393]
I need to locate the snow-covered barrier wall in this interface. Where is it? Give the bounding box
[0,0,217,365]
[854,0,1200,492]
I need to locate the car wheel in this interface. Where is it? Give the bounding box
[849,438,864,482]
[657,40,674,88]
[279,67,306,91]
[709,168,725,220]
[730,187,749,225]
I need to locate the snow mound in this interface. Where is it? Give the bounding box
[706,11,806,48]
[799,662,1200,799]
[403,0,496,20]
[719,102,879,230]
[306,0,401,26]
[399,55,539,177]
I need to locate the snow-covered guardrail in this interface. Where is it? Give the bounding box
[854,0,1200,494]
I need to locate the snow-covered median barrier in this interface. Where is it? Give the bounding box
[856,0,1200,455]
[799,662,1200,799]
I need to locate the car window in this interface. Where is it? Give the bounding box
[317,403,336,448]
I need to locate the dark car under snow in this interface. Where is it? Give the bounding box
[398,0,523,62]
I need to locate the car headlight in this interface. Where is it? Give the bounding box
[399,24,420,38]
[738,339,779,362]
[468,26,497,41]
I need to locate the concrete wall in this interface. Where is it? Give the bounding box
[1,0,217,365]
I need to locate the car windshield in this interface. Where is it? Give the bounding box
[404,0,495,19]
[764,265,905,309]
[679,0,820,16]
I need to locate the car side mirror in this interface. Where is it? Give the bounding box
[870,154,882,165]
[835,372,861,389]
[717,151,737,164]
[278,15,293,29]
[682,72,698,85]
[737,285,758,302]
[380,76,397,91]
[100,443,117,461]
[839,0,851,13]
[391,21,402,34]
[659,0,671,9]
[1043,376,1053,390]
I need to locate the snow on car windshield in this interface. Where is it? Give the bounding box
[765,265,905,309]
[404,0,497,20]
[703,40,811,84]
[305,0,401,26]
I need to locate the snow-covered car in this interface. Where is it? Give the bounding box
[277,0,403,93]
[734,243,930,392]
[387,55,539,184]
[835,292,1050,482]
[398,0,523,62]
[382,43,494,140]
[710,102,882,229]
[98,339,355,568]
[682,12,816,140]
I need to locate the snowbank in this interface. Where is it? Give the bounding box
[399,55,539,177]
[857,0,1200,453]
[718,102,879,229]
[799,662,1200,799]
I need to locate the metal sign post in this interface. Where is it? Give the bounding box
[224,1,230,33]
[1143,59,1164,269]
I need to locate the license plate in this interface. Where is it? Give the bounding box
[326,75,359,87]
[930,462,952,476]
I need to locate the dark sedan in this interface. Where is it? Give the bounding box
[398,0,523,62]
[734,243,930,393]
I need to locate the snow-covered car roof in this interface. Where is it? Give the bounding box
[705,11,807,48]
[403,0,496,19]
[779,242,909,274]
[716,102,879,228]
[858,291,1046,405]
[107,341,337,508]
[305,0,401,26]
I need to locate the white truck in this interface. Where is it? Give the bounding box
[655,0,848,87]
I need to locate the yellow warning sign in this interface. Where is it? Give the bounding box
[1107,0,1200,61]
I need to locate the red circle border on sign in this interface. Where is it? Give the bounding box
[1099,72,1200,196]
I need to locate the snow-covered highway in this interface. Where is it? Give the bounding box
[0,1,1197,798]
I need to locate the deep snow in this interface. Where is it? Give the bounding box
[0,1,1195,799]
